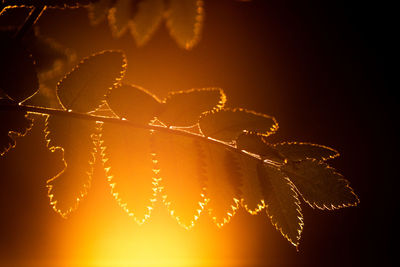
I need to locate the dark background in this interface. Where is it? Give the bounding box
[1,0,395,266]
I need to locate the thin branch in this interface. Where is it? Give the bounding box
[0,103,266,162]
[13,4,46,41]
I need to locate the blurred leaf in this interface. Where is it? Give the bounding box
[258,163,303,247]
[3,0,99,8]
[236,133,285,163]
[100,122,157,225]
[158,88,226,127]
[0,34,39,102]
[45,115,97,217]
[56,50,126,113]
[199,108,278,142]
[130,0,164,46]
[165,0,204,50]
[281,159,359,210]
[200,140,242,227]
[87,0,114,25]
[273,142,339,161]
[0,99,33,156]
[106,83,161,124]
[108,0,135,38]
[154,131,207,228]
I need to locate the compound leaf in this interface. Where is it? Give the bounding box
[200,140,242,227]
[0,99,33,156]
[165,0,204,50]
[45,115,97,217]
[108,0,135,38]
[130,0,164,46]
[273,142,339,161]
[199,108,278,142]
[258,163,303,247]
[236,133,285,163]
[154,131,207,229]
[0,36,39,102]
[56,50,126,113]
[281,159,359,210]
[158,88,226,127]
[100,123,157,225]
[106,83,161,124]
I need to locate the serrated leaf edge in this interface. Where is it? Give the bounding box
[272,141,340,161]
[56,50,127,113]
[44,114,96,218]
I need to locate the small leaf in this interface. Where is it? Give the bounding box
[200,140,242,227]
[236,133,285,163]
[258,163,303,247]
[88,0,114,26]
[106,83,161,124]
[281,159,359,210]
[199,108,278,142]
[100,122,158,225]
[130,0,165,46]
[45,115,97,217]
[273,142,339,161]
[154,131,207,229]
[56,50,126,113]
[0,36,39,102]
[165,0,204,50]
[108,0,135,38]
[0,99,33,156]
[158,88,226,127]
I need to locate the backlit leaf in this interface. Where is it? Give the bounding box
[273,142,339,161]
[258,163,303,247]
[165,0,204,50]
[88,0,114,25]
[45,115,97,217]
[199,108,278,142]
[154,131,207,229]
[56,50,126,113]
[108,0,135,38]
[158,88,226,127]
[236,133,285,163]
[200,140,242,227]
[130,0,165,46]
[106,83,161,124]
[100,123,158,225]
[0,99,33,156]
[281,159,359,209]
[0,36,39,102]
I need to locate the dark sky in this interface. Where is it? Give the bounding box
[1,0,395,266]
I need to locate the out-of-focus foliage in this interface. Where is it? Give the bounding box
[88,0,204,49]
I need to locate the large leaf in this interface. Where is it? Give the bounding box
[158,88,226,127]
[56,50,126,113]
[281,159,359,209]
[153,131,207,229]
[165,0,204,50]
[273,142,339,161]
[200,140,242,227]
[3,0,99,8]
[100,122,158,225]
[0,36,39,102]
[199,108,278,142]
[258,163,303,247]
[236,133,285,163]
[88,0,114,25]
[0,99,33,156]
[107,0,135,38]
[106,83,161,124]
[45,115,97,217]
[130,0,165,46]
